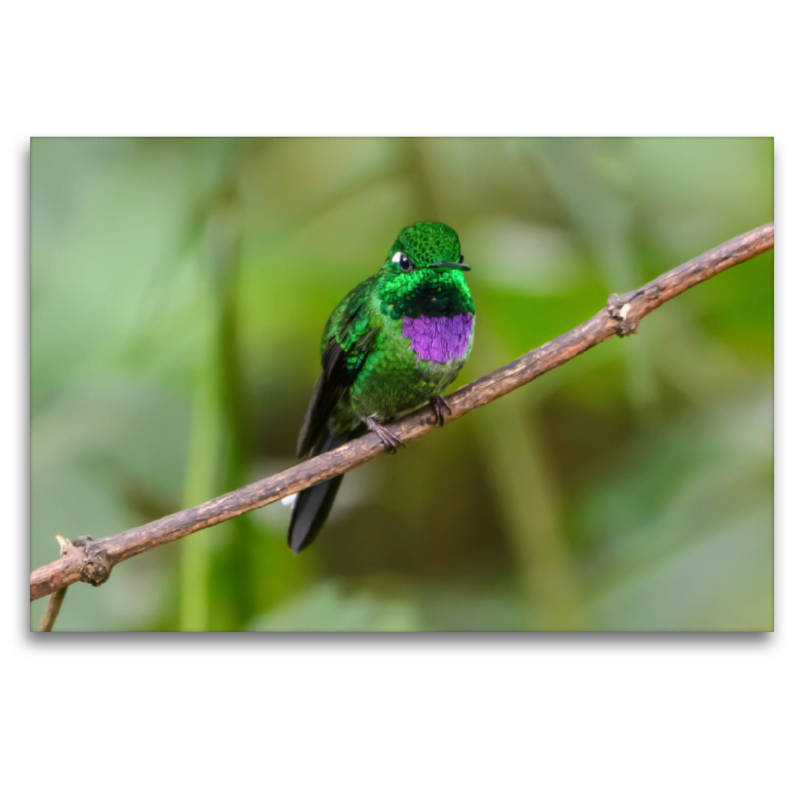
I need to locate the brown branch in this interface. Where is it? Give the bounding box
[36,536,73,629]
[38,587,67,631]
[30,222,774,602]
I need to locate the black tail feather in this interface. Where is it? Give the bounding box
[287,435,349,553]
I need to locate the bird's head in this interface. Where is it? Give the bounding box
[377,222,474,320]
[386,221,469,275]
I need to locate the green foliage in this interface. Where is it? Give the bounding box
[249,583,424,632]
[30,137,773,631]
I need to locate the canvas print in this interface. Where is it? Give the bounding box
[30,137,774,632]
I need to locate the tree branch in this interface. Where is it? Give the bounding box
[30,222,774,602]
[38,587,67,631]
[35,536,73,630]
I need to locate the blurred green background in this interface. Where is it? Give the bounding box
[30,138,773,632]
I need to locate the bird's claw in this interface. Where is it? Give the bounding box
[429,395,452,427]
[364,417,406,454]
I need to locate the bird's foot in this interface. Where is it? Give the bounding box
[429,395,452,427]
[364,417,406,454]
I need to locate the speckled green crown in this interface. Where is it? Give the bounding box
[389,221,461,268]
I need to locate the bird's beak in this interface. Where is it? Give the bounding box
[433,261,471,272]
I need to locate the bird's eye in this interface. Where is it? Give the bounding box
[392,252,414,273]
[458,252,465,264]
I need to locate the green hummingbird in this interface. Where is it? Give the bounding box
[288,221,475,552]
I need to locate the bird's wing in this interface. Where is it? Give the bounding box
[296,277,378,458]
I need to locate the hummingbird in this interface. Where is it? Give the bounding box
[288,221,475,553]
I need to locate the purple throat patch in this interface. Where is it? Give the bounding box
[402,314,473,363]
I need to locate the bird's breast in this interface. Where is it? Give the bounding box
[401,313,473,363]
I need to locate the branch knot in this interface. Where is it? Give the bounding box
[72,536,113,587]
[606,293,639,337]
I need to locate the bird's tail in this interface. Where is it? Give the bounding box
[287,435,350,553]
